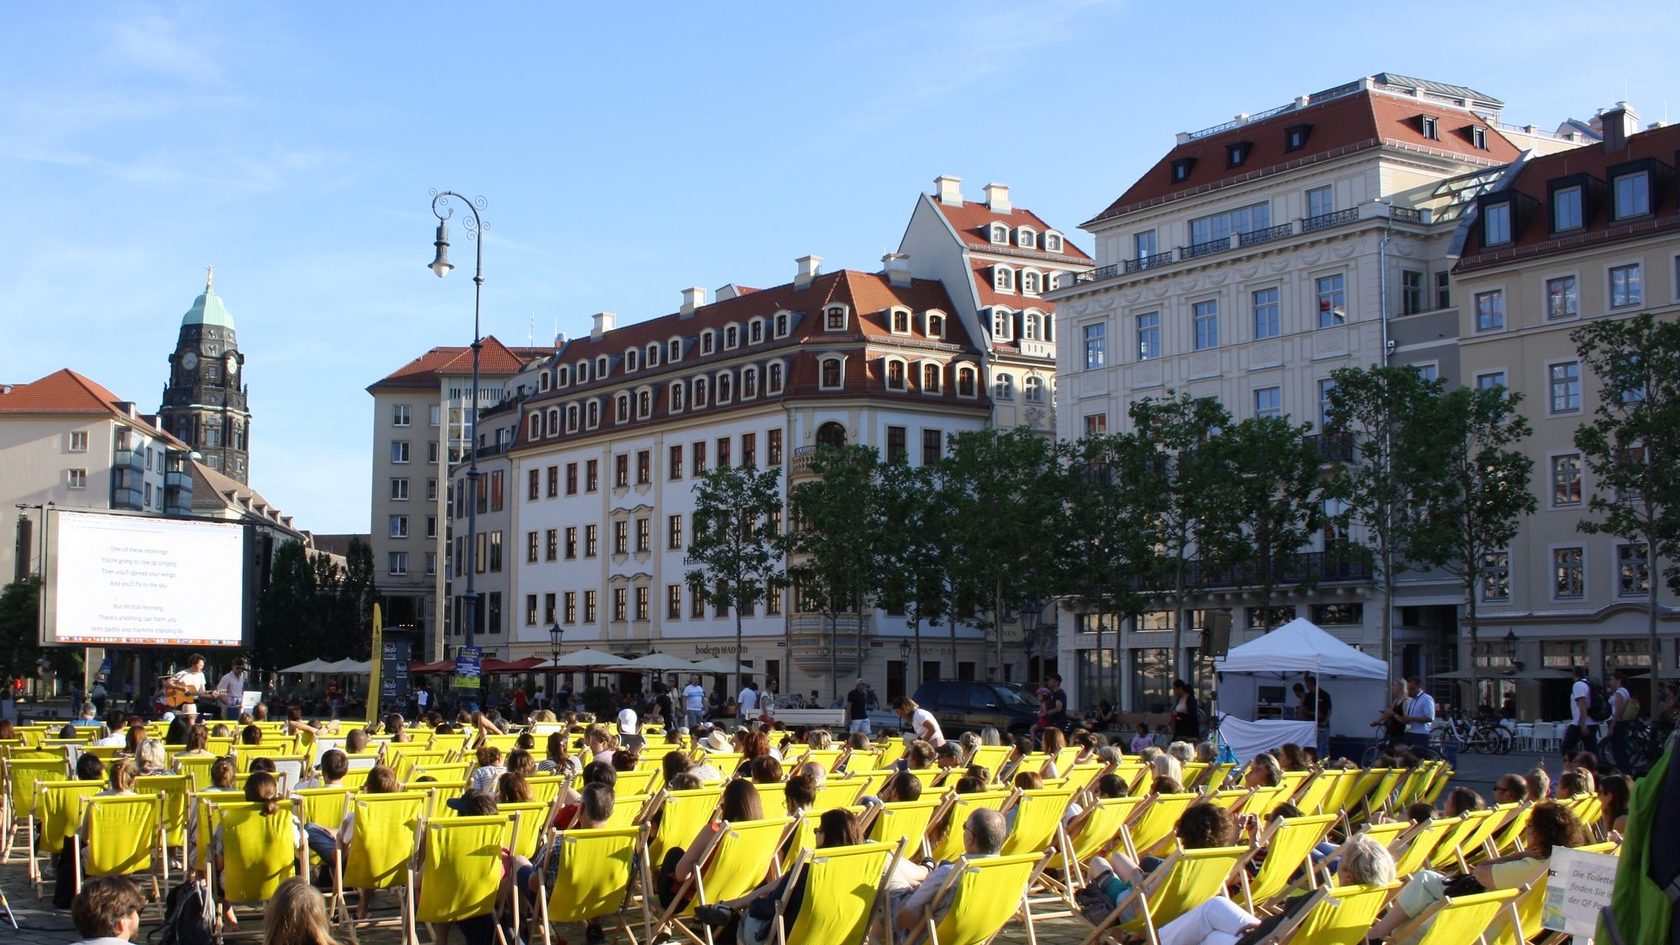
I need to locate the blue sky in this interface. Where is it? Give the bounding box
[4,1,1678,533]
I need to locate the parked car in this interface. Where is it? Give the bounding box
[907,680,1039,736]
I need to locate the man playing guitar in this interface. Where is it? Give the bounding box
[162,654,221,717]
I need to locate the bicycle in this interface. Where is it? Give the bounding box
[1432,709,1513,755]
[1360,724,1444,767]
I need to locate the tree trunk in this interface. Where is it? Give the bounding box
[1382,545,1396,697]
[1649,537,1661,718]
[993,580,1005,681]
[1466,577,1479,715]
[1095,609,1104,706]
[913,616,923,690]
[735,602,745,705]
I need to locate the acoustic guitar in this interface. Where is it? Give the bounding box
[160,677,225,709]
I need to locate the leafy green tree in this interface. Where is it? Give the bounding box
[1128,394,1244,688]
[1573,313,1680,698]
[1322,365,1453,688]
[876,460,957,690]
[788,444,883,701]
[941,428,1071,680]
[686,464,789,696]
[1412,385,1535,703]
[1062,432,1155,703]
[1216,416,1324,629]
[254,540,322,672]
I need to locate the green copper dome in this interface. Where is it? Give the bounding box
[182,269,235,329]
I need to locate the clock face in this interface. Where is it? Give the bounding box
[225,354,238,372]
[181,351,199,370]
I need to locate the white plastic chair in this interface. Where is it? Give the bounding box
[1530,722,1557,752]
[1515,723,1535,751]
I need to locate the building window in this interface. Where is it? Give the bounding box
[1227,141,1251,167]
[887,426,907,463]
[392,478,410,501]
[1552,547,1585,599]
[1549,362,1581,414]
[693,440,706,473]
[1170,158,1194,183]
[1045,233,1063,252]
[584,524,598,558]
[825,306,847,331]
[565,463,578,494]
[1420,115,1439,140]
[585,400,599,428]
[1481,550,1510,602]
[990,224,1007,244]
[67,467,88,489]
[1021,271,1040,295]
[767,362,784,394]
[1550,454,1582,506]
[1311,603,1363,626]
[669,381,684,413]
[668,444,684,481]
[1285,124,1310,151]
[429,404,441,427]
[692,377,708,407]
[1400,270,1424,315]
[67,430,88,452]
[390,441,410,464]
[1610,264,1643,308]
[741,432,756,467]
[427,478,438,501]
[716,436,731,468]
[1082,323,1106,369]
[388,515,408,539]
[1192,299,1219,350]
[700,331,715,355]
[424,552,436,575]
[637,450,651,485]
[1137,312,1161,361]
[922,363,941,392]
[1476,371,1507,391]
[1317,379,1336,428]
[886,359,906,390]
[563,591,577,624]
[1305,185,1333,220]
[1553,185,1583,232]
[388,552,407,575]
[1482,202,1512,246]
[1254,386,1282,418]
[1618,543,1650,596]
[615,393,630,424]
[668,338,682,362]
[820,357,843,389]
[392,404,411,426]
[993,267,1014,292]
[564,527,576,559]
[774,312,789,337]
[667,585,683,619]
[635,517,650,553]
[724,324,739,349]
[1252,288,1280,339]
[525,594,537,626]
[1474,290,1505,332]
[1017,228,1036,249]
[956,367,977,397]
[585,459,599,491]
[583,590,597,623]
[543,592,556,625]
[668,514,683,551]
[742,367,758,399]
[637,389,651,417]
[691,585,705,619]
[526,469,539,501]
[994,373,1014,400]
[647,343,661,367]
[992,310,1012,341]
[1084,414,1107,436]
[1024,375,1045,403]
[921,429,943,465]
[613,520,628,555]
[1134,230,1157,265]
[1547,276,1579,320]
[1434,271,1451,310]
[1315,274,1346,328]
[545,528,558,562]
[1613,171,1650,219]
[1190,202,1269,246]
[925,313,945,338]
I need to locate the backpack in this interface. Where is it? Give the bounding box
[151,878,214,945]
[1589,680,1612,724]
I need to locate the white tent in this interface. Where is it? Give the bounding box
[324,658,372,674]
[280,658,336,673]
[1215,618,1387,679]
[1213,617,1389,756]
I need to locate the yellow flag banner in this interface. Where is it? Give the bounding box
[368,603,383,723]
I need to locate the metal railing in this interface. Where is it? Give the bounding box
[1238,223,1295,247]
[1389,206,1424,224]
[1124,250,1176,273]
[1301,208,1360,233]
[1183,237,1234,260]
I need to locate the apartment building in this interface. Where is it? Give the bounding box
[366,338,548,660]
[1453,108,1680,718]
[1048,73,1537,712]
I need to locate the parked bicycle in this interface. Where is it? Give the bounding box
[1432,708,1513,755]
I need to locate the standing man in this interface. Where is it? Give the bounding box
[1563,665,1600,758]
[415,682,431,719]
[325,675,343,720]
[1044,673,1070,732]
[1303,675,1332,758]
[1606,670,1633,767]
[737,678,759,725]
[215,658,247,720]
[170,654,208,719]
[847,678,872,736]
[1399,675,1435,752]
[681,675,707,730]
[654,683,674,731]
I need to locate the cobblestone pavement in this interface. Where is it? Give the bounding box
[0,751,1563,945]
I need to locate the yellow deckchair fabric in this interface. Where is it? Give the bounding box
[1057,796,1144,874]
[602,793,651,829]
[499,800,552,858]
[912,852,1041,945]
[1123,792,1198,858]
[27,780,102,891]
[341,791,427,891]
[774,840,897,945]
[135,774,191,852]
[79,793,164,881]
[1391,817,1458,878]
[410,814,514,928]
[649,786,723,865]
[1242,813,1337,912]
[1097,844,1255,942]
[1428,809,1495,871]
[869,799,943,860]
[1395,888,1521,945]
[926,791,1013,865]
[1257,881,1399,945]
[215,799,303,904]
[1001,786,1077,857]
[534,825,646,945]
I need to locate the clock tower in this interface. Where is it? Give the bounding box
[159,268,252,483]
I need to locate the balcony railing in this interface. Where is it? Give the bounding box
[1301,208,1360,233]
[114,447,144,470]
[1305,433,1355,463]
[1182,237,1233,260]
[1388,206,1424,224]
[1123,548,1375,595]
[165,470,192,490]
[1238,223,1294,247]
[1124,250,1176,274]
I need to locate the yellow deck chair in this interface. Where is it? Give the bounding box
[1421,764,1454,805]
[1428,809,1495,871]
[293,786,353,870]
[816,778,868,810]
[524,775,568,805]
[1059,763,1107,795]
[648,786,724,865]
[1453,802,1523,869]
[869,799,943,861]
[771,840,900,945]
[903,851,1041,945]
[500,800,553,858]
[411,761,470,783]
[531,824,649,945]
[176,755,219,791]
[1337,768,1386,823]
[649,817,791,945]
[212,800,307,940]
[1052,796,1145,890]
[81,744,119,760]
[1391,816,1459,878]
[406,814,516,945]
[1277,770,1311,801]
[26,779,103,893]
[136,774,191,862]
[1364,769,1406,818]
[756,781,789,814]
[1487,803,1534,859]
[76,793,167,893]
[926,791,1014,865]
[477,733,521,753]
[1243,784,1295,819]
[1292,771,1340,815]
[1054,746,1082,774]
[966,746,1013,782]
[1205,788,1252,813]
[427,731,472,755]
[805,748,846,772]
[4,756,68,858]
[1240,813,1337,913]
[1087,843,1256,945]
[874,741,907,770]
[603,793,652,829]
[1122,792,1198,860]
[781,814,819,873]
[1180,762,1207,789]
[1246,880,1400,945]
[336,791,428,925]
[388,749,448,782]
[1392,888,1521,945]
[1319,768,1362,816]
[1002,786,1078,857]
[613,769,659,796]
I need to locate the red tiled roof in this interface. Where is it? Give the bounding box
[931,199,1093,261]
[968,259,1059,312]
[1091,88,1521,223]
[1458,122,1680,266]
[370,336,550,390]
[0,368,129,414]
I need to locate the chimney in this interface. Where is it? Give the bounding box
[590,312,615,339]
[1294,94,1310,108]
[714,284,740,302]
[882,253,912,288]
[795,255,822,290]
[680,287,706,316]
[1601,102,1639,152]
[934,175,963,206]
[983,182,1011,213]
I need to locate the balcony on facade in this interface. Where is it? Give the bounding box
[1119,547,1374,599]
[788,613,876,672]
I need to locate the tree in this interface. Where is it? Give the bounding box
[1322,365,1453,689]
[876,460,958,691]
[254,540,322,672]
[941,428,1070,680]
[1215,416,1325,630]
[1573,313,1680,700]
[686,464,789,698]
[788,444,883,701]
[1412,385,1535,705]
[1128,394,1244,690]
[1062,432,1155,704]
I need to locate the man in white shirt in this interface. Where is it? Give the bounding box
[682,676,707,729]
[170,654,208,718]
[1606,670,1633,768]
[215,659,247,720]
[737,679,760,722]
[1563,665,1599,758]
[1399,675,1435,752]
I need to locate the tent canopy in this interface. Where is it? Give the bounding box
[279,658,337,673]
[609,653,697,672]
[536,648,629,669]
[1214,617,1387,679]
[690,656,750,674]
[324,658,372,674]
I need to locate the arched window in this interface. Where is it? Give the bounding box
[668,338,682,362]
[825,305,847,331]
[1023,312,1040,341]
[615,393,630,423]
[990,224,1007,244]
[539,372,551,392]
[528,413,542,439]
[749,319,764,343]
[820,357,843,389]
[596,356,608,377]
[774,312,790,337]
[768,362,784,393]
[637,389,652,417]
[1022,271,1040,295]
[957,366,977,397]
[885,359,906,390]
[546,406,560,433]
[555,365,570,387]
[890,309,910,333]
[669,381,685,413]
[992,310,1012,340]
[646,344,660,367]
[1045,232,1064,252]
[742,367,759,399]
[693,377,708,407]
[1025,375,1045,403]
[994,267,1014,291]
[1016,227,1037,249]
[922,362,942,392]
[625,348,639,371]
[586,400,599,428]
[700,330,716,355]
[995,373,1015,400]
[926,313,945,338]
[566,403,579,431]
[716,371,733,403]
[724,324,739,349]
[577,360,590,383]
[817,422,846,448]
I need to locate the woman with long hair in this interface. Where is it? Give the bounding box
[694,808,866,943]
[262,879,343,945]
[537,731,580,778]
[1599,773,1632,838]
[659,779,764,906]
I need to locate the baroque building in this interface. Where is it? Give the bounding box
[159,270,252,483]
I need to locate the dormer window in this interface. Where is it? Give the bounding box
[615,393,630,424]
[1016,227,1037,249]
[528,413,542,439]
[645,344,660,368]
[989,224,1008,244]
[824,305,848,331]
[992,309,1012,341]
[1171,157,1196,183]
[767,361,784,394]
[819,356,845,389]
[956,365,977,397]
[1285,124,1312,151]
[577,360,590,383]
[1420,115,1439,140]
[748,318,764,344]
[1023,311,1040,341]
[556,365,570,387]
[625,348,639,372]
[585,399,600,429]
[1482,200,1513,246]
[596,356,609,377]
[565,403,579,432]
[668,338,682,363]
[724,324,739,349]
[1021,271,1041,296]
[773,311,790,337]
[637,389,652,418]
[669,381,685,413]
[1612,168,1652,220]
[890,308,910,334]
[742,366,758,398]
[716,371,732,404]
[1044,232,1063,253]
[700,330,715,355]
[1227,141,1253,168]
[539,372,551,392]
[1469,126,1487,150]
[885,358,906,390]
[922,362,942,393]
[993,266,1015,292]
[926,312,945,338]
[692,376,708,407]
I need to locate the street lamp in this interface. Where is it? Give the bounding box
[549,622,563,709]
[1020,598,1043,682]
[428,190,486,657]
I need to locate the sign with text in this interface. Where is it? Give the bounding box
[454,646,482,691]
[1542,846,1619,938]
[380,638,411,706]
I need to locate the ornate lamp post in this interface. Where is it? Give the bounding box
[428,191,486,655]
[549,621,564,709]
[1020,598,1043,684]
